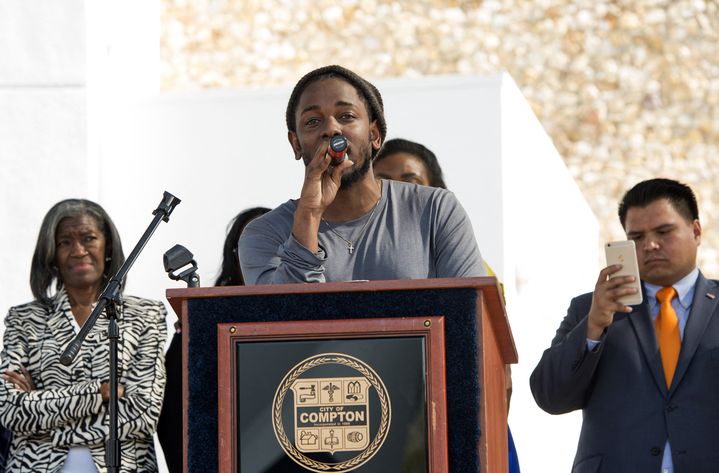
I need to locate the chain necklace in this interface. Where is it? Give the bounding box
[322,184,382,255]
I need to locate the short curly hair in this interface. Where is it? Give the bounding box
[285,65,387,154]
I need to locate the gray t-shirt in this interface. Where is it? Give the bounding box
[239,179,486,284]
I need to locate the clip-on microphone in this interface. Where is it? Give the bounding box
[163,244,200,288]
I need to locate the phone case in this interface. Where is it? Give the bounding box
[605,240,643,305]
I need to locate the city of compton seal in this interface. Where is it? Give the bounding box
[273,353,391,472]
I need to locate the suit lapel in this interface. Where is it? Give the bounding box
[45,290,78,348]
[669,272,718,395]
[627,290,667,394]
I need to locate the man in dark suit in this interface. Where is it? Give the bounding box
[530,178,719,473]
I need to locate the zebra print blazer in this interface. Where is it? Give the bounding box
[0,289,167,473]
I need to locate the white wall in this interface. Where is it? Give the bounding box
[499,75,596,471]
[0,0,88,316]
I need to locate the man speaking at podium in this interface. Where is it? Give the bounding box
[239,65,486,284]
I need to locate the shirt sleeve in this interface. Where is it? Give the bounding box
[530,296,605,415]
[431,190,487,278]
[240,216,327,285]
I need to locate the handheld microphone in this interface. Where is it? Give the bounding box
[328,135,349,165]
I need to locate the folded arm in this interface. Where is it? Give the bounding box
[0,307,104,435]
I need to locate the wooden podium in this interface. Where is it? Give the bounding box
[167,277,517,473]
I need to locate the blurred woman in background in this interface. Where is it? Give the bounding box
[373,138,447,188]
[214,207,272,286]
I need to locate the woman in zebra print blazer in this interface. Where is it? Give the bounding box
[0,199,167,472]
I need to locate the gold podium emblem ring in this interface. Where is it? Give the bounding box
[273,353,391,472]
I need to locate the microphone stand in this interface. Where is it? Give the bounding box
[60,191,181,473]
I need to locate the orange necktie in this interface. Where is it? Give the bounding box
[655,286,681,388]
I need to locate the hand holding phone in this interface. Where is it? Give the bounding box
[604,240,643,305]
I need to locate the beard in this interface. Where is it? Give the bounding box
[300,135,374,190]
[339,146,371,189]
[338,136,374,189]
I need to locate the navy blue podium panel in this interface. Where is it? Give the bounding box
[167,277,516,473]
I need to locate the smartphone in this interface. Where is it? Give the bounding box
[604,240,643,305]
